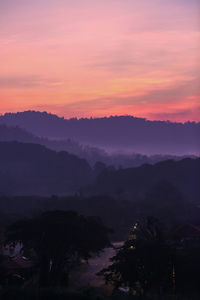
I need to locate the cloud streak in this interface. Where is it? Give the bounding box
[0,76,64,88]
[0,0,199,121]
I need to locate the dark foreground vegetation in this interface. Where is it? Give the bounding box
[0,288,200,300]
[100,217,200,297]
[0,211,200,299]
[0,177,200,299]
[0,211,111,298]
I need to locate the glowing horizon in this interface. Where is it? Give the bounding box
[0,0,200,122]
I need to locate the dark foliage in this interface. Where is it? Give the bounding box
[100,217,200,296]
[6,210,111,287]
[87,158,200,204]
[100,218,173,295]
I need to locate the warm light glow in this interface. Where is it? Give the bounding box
[0,0,199,121]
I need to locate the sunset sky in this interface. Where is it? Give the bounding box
[0,0,199,121]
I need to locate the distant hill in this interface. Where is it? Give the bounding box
[0,111,199,155]
[0,141,199,223]
[0,142,92,196]
[0,124,108,166]
[0,124,195,168]
[85,158,200,204]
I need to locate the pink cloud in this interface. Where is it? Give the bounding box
[0,0,199,121]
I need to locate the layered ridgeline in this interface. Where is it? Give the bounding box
[0,142,92,196]
[0,111,199,155]
[85,158,200,204]
[0,124,194,168]
[0,142,199,231]
[0,124,108,166]
[0,140,199,205]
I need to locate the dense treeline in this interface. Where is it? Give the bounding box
[87,158,200,203]
[0,185,199,241]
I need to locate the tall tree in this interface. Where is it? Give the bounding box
[100,217,173,296]
[6,211,111,287]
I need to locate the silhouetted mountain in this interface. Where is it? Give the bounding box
[0,124,194,168]
[0,111,199,155]
[0,141,199,231]
[85,158,200,204]
[0,124,108,166]
[0,142,92,196]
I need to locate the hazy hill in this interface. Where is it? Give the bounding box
[0,141,92,196]
[0,124,108,166]
[0,124,194,168]
[0,140,199,226]
[0,156,199,230]
[0,111,199,155]
[85,158,200,203]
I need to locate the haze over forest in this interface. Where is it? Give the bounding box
[0,111,199,155]
[0,110,199,202]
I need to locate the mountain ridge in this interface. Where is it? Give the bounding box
[0,123,197,168]
[1,110,199,124]
[0,111,199,155]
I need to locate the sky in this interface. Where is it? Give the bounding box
[0,0,200,122]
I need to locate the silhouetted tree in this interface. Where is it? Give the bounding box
[93,161,106,176]
[6,211,111,287]
[143,181,189,224]
[100,217,173,296]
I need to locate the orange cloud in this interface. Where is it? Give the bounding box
[0,0,199,122]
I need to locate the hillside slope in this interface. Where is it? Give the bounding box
[0,142,92,195]
[86,158,200,203]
